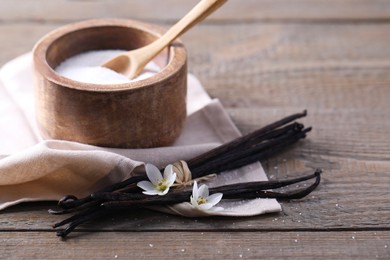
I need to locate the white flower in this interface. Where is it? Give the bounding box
[190,181,223,212]
[137,164,176,196]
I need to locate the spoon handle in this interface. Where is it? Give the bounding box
[134,0,227,69]
[183,0,228,36]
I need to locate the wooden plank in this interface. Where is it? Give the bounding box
[0,0,390,22]
[231,109,390,159]
[182,24,390,105]
[0,24,58,66]
[0,231,389,259]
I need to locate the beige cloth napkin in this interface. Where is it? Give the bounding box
[0,53,281,216]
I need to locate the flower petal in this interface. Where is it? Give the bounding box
[163,164,174,178]
[206,193,223,207]
[192,181,199,199]
[166,172,177,186]
[197,184,209,197]
[142,190,160,195]
[190,195,198,207]
[159,187,170,196]
[145,163,163,185]
[137,181,155,192]
[198,202,215,210]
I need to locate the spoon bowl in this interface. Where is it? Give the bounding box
[102,0,227,79]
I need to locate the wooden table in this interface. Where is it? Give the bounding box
[1,1,389,259]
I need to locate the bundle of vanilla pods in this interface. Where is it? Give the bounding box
[50,110,321,238]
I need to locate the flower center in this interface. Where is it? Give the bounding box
[154,178,168,192]
[197,196,208,205]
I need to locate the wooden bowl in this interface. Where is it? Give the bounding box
[32,19,187,148]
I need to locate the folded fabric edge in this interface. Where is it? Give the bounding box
[150,199,282,218]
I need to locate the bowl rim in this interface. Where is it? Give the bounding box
[32,18,187,92]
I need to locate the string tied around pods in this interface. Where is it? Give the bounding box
[171,160,217,188]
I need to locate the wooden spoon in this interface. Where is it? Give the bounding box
[102,0,227,79]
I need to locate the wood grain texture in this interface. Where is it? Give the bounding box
[0,231,389,259]
[1,0,390,22]
[1,0,390,258]
[182,24,390,111]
